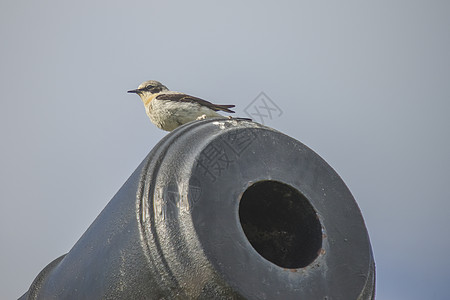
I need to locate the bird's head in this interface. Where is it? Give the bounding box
[127,80,169,101]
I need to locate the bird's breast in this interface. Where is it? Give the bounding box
[143,94,159,107]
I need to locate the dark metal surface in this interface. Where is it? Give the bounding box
[20,118,375,299]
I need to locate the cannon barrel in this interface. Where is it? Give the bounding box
[20,118,375,299]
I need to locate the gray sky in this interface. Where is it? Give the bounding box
[1,1,449,299]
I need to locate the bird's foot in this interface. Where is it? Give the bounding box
[196,114,207,120]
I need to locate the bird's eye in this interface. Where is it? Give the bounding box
[146,85,154,90]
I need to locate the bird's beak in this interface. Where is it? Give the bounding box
[127,89,141,94]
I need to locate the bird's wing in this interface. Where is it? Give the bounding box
[155,93,235,113]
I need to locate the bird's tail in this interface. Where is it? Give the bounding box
[215,104,235,113]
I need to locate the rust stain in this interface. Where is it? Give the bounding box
[283,268,299,273]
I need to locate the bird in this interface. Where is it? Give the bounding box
[128,80,236,131]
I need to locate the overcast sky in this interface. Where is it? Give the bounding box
[1,1,449,299]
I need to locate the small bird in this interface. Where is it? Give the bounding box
[128,80,235,131]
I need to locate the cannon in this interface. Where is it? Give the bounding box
[20,118,375,299]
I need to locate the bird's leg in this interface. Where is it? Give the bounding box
[196,114,207,120]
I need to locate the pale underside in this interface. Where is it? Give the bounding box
[146,98,224,131]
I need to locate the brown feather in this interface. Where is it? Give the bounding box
[155,93,235,113]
